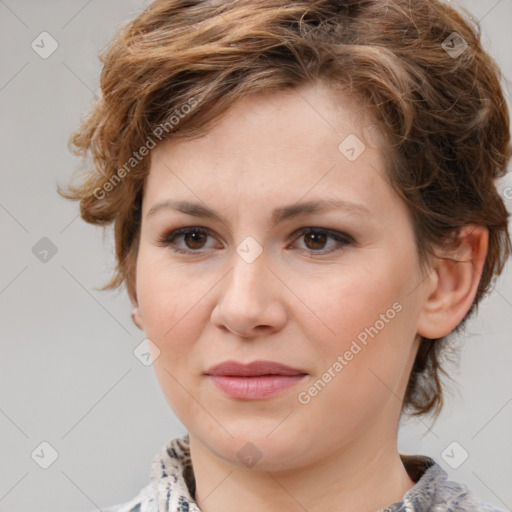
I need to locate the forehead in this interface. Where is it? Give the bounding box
[143,82,395,219]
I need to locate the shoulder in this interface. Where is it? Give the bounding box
[86,434,195,512]
[433,476,505,512]
[402,455,505,512]
[88,483,153,512]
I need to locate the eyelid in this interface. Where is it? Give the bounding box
[156,226,220,252]
[157,225,354,256]
[291,226,354,244]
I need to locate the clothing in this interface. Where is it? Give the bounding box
[95,434,503,512]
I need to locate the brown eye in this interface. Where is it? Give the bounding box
[182,230,208,249]
[157,227,215,253]
[303,231,328,251]
[157,226,353,256]
[291,227,353,255]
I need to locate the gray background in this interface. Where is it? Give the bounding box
[0,0,511,511]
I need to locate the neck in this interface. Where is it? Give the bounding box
[188,425,415,512]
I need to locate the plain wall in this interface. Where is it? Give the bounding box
[0,0,511,510]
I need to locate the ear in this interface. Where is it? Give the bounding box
[132,306,144,330]
[127,266,143,329]
[416,225,488,339]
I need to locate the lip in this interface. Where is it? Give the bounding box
[205,360,308,400]
[206,360,307,377]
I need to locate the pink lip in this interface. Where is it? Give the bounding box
[206,360,306,377]
[205,360,308,400]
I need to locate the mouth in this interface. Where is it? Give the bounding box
[205,360,308,399]
[205,359,307,377]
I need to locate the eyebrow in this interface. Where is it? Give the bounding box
[147,198,372,228]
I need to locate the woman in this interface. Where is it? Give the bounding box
[59,0,511,511]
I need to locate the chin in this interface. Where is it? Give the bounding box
[191,420,318,471]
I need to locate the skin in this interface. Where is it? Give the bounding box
[132,81,488,512]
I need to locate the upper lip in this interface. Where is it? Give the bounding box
[205,360,307,377]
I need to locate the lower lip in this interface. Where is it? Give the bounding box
[207,374,306,399]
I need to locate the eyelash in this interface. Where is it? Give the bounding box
[156,226,354,256]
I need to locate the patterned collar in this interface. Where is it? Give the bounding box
[108,434,501,512]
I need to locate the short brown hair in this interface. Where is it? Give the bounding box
[58,0,511,419]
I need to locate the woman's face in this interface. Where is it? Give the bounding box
[135,82,433,470]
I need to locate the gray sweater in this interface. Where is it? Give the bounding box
[95,434,504,512]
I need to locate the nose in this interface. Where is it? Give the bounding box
[210,249,287,339]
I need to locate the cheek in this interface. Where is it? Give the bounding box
[295,310,413,448]
[295,256,417,410]
[136,246,205,332]
[135,251,198,370]
[295,258,407,358]
[135,249,209,418]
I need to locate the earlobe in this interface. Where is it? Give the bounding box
[132,306,144,330]
[416,225,488,340]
